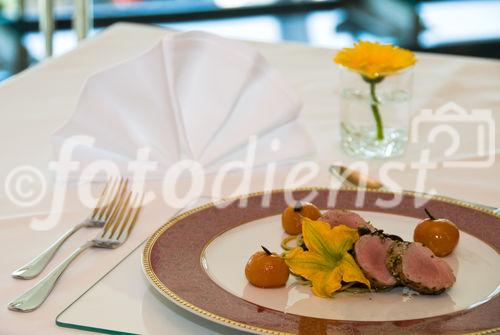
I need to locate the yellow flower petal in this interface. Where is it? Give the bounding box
[301,218,336,256]
[285,247,343,298]
[284,218,370,298]
[311,267,343,298]
[334,40,416,79]
[339,253,371,288]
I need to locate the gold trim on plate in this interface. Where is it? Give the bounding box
[142,187,500,335]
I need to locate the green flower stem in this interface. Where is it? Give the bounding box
[369,81,384,140]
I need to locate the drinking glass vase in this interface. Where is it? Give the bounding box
[339,66,413,159]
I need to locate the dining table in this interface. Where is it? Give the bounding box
[0,23,499,335]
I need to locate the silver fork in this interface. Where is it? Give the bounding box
[8,180,143,312]
[12,179,125,280]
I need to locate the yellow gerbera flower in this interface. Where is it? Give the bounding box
[284,218,370,298]
[334,40,416,80]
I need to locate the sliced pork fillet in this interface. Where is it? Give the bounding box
[354,234,399,289]
[319,209,375,231]
[387,242,456,295]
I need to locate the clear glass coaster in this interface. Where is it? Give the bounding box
[56,242,245,335]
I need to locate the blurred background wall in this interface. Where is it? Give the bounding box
[1,0,499,81]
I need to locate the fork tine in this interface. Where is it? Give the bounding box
[115,193,137,240]
[96,178,119,220]
[115,193,136,240]
[100,181,129,238]
[102,178,128,221]
[108,191,132,239]
[90,179,112,220]
[122,193,144,241]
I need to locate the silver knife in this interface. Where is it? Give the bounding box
[329,165,500,215]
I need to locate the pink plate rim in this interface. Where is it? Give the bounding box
[143,188,500,335]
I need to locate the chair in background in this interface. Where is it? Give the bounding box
[38,0,92,58]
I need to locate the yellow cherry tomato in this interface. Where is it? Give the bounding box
[281,202,321,235]
[245,247,289,288]
[414,217,459,257]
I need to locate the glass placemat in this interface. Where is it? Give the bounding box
[56,241,248,335]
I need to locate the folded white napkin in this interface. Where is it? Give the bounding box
[53,31,314,179]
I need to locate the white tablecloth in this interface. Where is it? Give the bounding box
[0,23,499,335]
